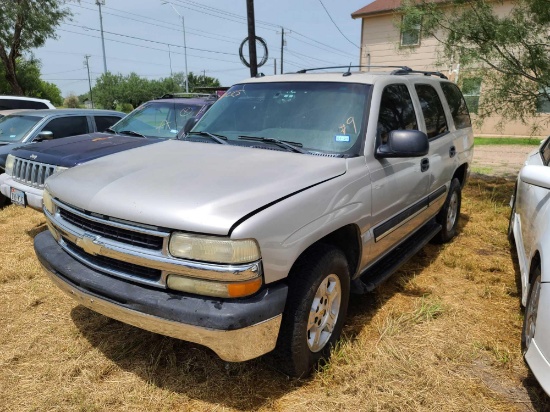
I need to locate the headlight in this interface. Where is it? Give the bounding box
[5,154,15,175]
[169,233,260,264]
[43,189,55,215]
[54,166,68,174]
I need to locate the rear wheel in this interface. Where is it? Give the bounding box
[522,266,542,354]
[508,184,517,243]
[273,244,350,377]
[433,178,461,243]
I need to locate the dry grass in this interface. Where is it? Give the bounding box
[0,176,548,411]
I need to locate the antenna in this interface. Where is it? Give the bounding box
[343,62,352,77]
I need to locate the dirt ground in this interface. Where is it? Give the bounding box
[472,145,537,177]
[1,146,549,411]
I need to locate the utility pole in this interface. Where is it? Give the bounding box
[162,2,189,93]
[246,0,258,77]
[274,58,277,75]
[280,27,285,74]
[84,55,94,109]
[96,0,108,73]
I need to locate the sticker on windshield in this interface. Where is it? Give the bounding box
[10,135,16,138]
[335,135,350,142]
[170,129,178,134]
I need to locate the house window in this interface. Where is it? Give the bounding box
[400,15,421,46]
[537,87,550,113]
[461,78,482,115]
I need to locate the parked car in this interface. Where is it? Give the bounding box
[0,109,124,171]
[34,68,474,377]
[0,95,216,209]
[508,138,550,395]
[0,95,55,110]
[0,109,124,206]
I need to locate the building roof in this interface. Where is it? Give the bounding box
[351,0,446,18]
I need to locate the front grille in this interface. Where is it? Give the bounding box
[12,157,56,188]
[64,239,162,281]
[59,207,164,250]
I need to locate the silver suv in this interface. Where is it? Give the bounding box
[34,68,474,377]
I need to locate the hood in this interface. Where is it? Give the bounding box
[46,140,347,235]
[9,133,160,167]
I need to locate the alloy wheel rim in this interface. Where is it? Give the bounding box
[525,277,541,351]
[307,273,341,352]
[446,192,458,232]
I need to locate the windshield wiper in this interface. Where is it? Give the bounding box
[238,135,308,154]
[104,127,117,134]
[118,130,146,138]
[186,131,228,145]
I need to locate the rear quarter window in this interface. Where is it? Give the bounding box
[440,83,472,129]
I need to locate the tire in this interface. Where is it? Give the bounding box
[433,178,461,243]
[0,193,9,208]
[522,267,542,354]
[272,244,350,377]
[507,184,517,243]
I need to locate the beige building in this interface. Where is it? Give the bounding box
[351,0,550,136]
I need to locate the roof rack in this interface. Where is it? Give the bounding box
[159,92,213,99]
[295,65,448,79]
[390,67,448,79]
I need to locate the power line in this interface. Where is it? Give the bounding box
[64,23,237,56]
[71,2,242,45]
[57,28,239,64]
[317,0,360,49]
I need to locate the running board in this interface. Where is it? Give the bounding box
[351,221,442,294]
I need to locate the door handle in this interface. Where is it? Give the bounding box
[421,158,429,172]
[449,145,456,158]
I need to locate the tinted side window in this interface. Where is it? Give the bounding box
[42,116,89,139]
[441,83,471,129]
[377,84,418,144]
[541,138,550,165]
[94,115,122,132]
[0,99,49,110]
[415,84,449,139]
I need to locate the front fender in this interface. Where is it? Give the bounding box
[231,157,372,284]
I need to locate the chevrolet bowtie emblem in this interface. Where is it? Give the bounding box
[76,233,102,256]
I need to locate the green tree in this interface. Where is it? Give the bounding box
[0,0,72,95]
[187,72,221,92]
[400,0,550,128]
[93,72,123,109]
[0,57,62,105]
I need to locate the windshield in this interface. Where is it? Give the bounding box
[0,115,41,143]
[193,82,370,155]
[111,101,203,138]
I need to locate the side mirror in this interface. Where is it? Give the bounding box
[376,130,429,158]
[520,165,550,190]
[34,130,54,142]
[183,117,199,135]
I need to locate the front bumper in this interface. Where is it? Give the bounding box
[0,173,43,210]
[35,230,288,362]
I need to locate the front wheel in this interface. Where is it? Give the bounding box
[522,267,542,354]
[273,244,350,377]
[433,178,461,244]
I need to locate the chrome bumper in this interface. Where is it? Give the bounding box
[35,230,287,362]
[0,174,44,210]
[43,261,282,361]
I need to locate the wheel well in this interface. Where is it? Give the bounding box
[530,252,541,283]
[315,225,362,277]
[453,163,468,188]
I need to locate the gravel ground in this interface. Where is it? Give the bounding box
[472,145,537,178]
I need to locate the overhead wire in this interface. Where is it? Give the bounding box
[317,0,360,49]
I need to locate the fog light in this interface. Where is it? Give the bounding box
[167,275,262,298]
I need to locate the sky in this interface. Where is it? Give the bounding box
[31,0,373,97]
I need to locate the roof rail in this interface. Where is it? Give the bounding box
[390,67,448,79]
[295,65,412,74]
[294,65,448,79]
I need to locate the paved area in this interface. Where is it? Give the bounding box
[472,145,537,177]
